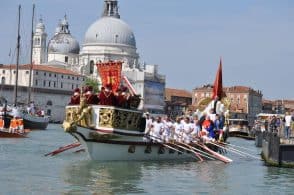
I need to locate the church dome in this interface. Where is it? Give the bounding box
[48,33,80,54]
[84,17,136,48]
[48,15,80,54]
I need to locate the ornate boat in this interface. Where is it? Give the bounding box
[62,100,199,161]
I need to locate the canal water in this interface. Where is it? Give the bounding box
[1,124,294,194]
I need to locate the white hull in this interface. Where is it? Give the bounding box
[72,126,195,161]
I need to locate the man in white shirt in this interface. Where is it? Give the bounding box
[284,112,293,139]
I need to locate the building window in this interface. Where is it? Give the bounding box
[46,100,53,106]
[26,71,29,74]
[68,76,70,79]
[1,77,5,84]
[48,81,51,87]
[46,109,51,116]
[13,71,16,74]
[43,80,46,87]
[72,84,74,89]
[90,60,94,74]
[2,70,5,74]
[61,83,63,88]
[44,72,46,76]
[61,75,64,79]
[49,73,51,77]
[54,82,56,88]
[82,77,85,81]
[76,77,79,81]
[65,56,68,63]
[36,71,38,75]
[54,74,57,77]
[35,80,38,86]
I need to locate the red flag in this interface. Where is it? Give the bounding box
[212,57,223,99]
[96,61,122,92]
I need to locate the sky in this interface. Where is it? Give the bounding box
[0,0,293,100]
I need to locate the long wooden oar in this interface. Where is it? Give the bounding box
[219,141,256,152]
[193,141,232,163]
[173,142,204,162]
[145,135,200,161]
[211,141,261,160]
[180,142,216,161]
[45,142,81,156]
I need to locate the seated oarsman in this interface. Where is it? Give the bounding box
[150,117,164,142]
[0,115,4,131]
[161,117,173,143]
[84,86,99,104]
[174,117,183,142]
[69,88,81,105]
[201,115,215,142]
[17,118,24,133]
[182,117,193,143]
[190,116,200,141]
[9,116,18,133]
[99,84,116,106]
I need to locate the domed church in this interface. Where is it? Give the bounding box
[32,0,166,114]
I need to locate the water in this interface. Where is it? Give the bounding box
[1,124,294,194]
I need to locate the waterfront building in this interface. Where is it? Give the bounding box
[31,0,166,114]
[262,99,294,114]
[0,64,85,122]
[164,88,192,119]
[192,85,263,127]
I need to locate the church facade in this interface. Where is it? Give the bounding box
[32,0,166,114]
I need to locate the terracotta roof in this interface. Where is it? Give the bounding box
[226,86,250,93]
[165,88,192,101]
[0,64,82,76]
[262,99,274,104]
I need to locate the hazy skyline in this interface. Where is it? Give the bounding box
[0,0,293,99]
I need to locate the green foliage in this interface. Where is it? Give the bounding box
[83,78,101,93]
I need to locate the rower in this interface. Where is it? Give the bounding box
[9,116,18,133]
[0,115,4,131]
[17,118,24,133]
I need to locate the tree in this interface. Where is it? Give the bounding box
[83,78,101,93]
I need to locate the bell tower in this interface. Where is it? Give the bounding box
[32,17,47,64]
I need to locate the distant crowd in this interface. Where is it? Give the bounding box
[253,111,294,139]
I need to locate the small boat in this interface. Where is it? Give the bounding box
[228,118,250,137]
[0,129,30,138]
[0,5,49,130]
[22,113,50,130]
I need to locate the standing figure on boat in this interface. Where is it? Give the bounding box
[84,86,99,105]
[115,86,129,108]
[214,114,224,141]
[27,101,35,115]
[99,84,116,106]
[69,88,81,105]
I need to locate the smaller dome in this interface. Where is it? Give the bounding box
[48,33,80,54]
